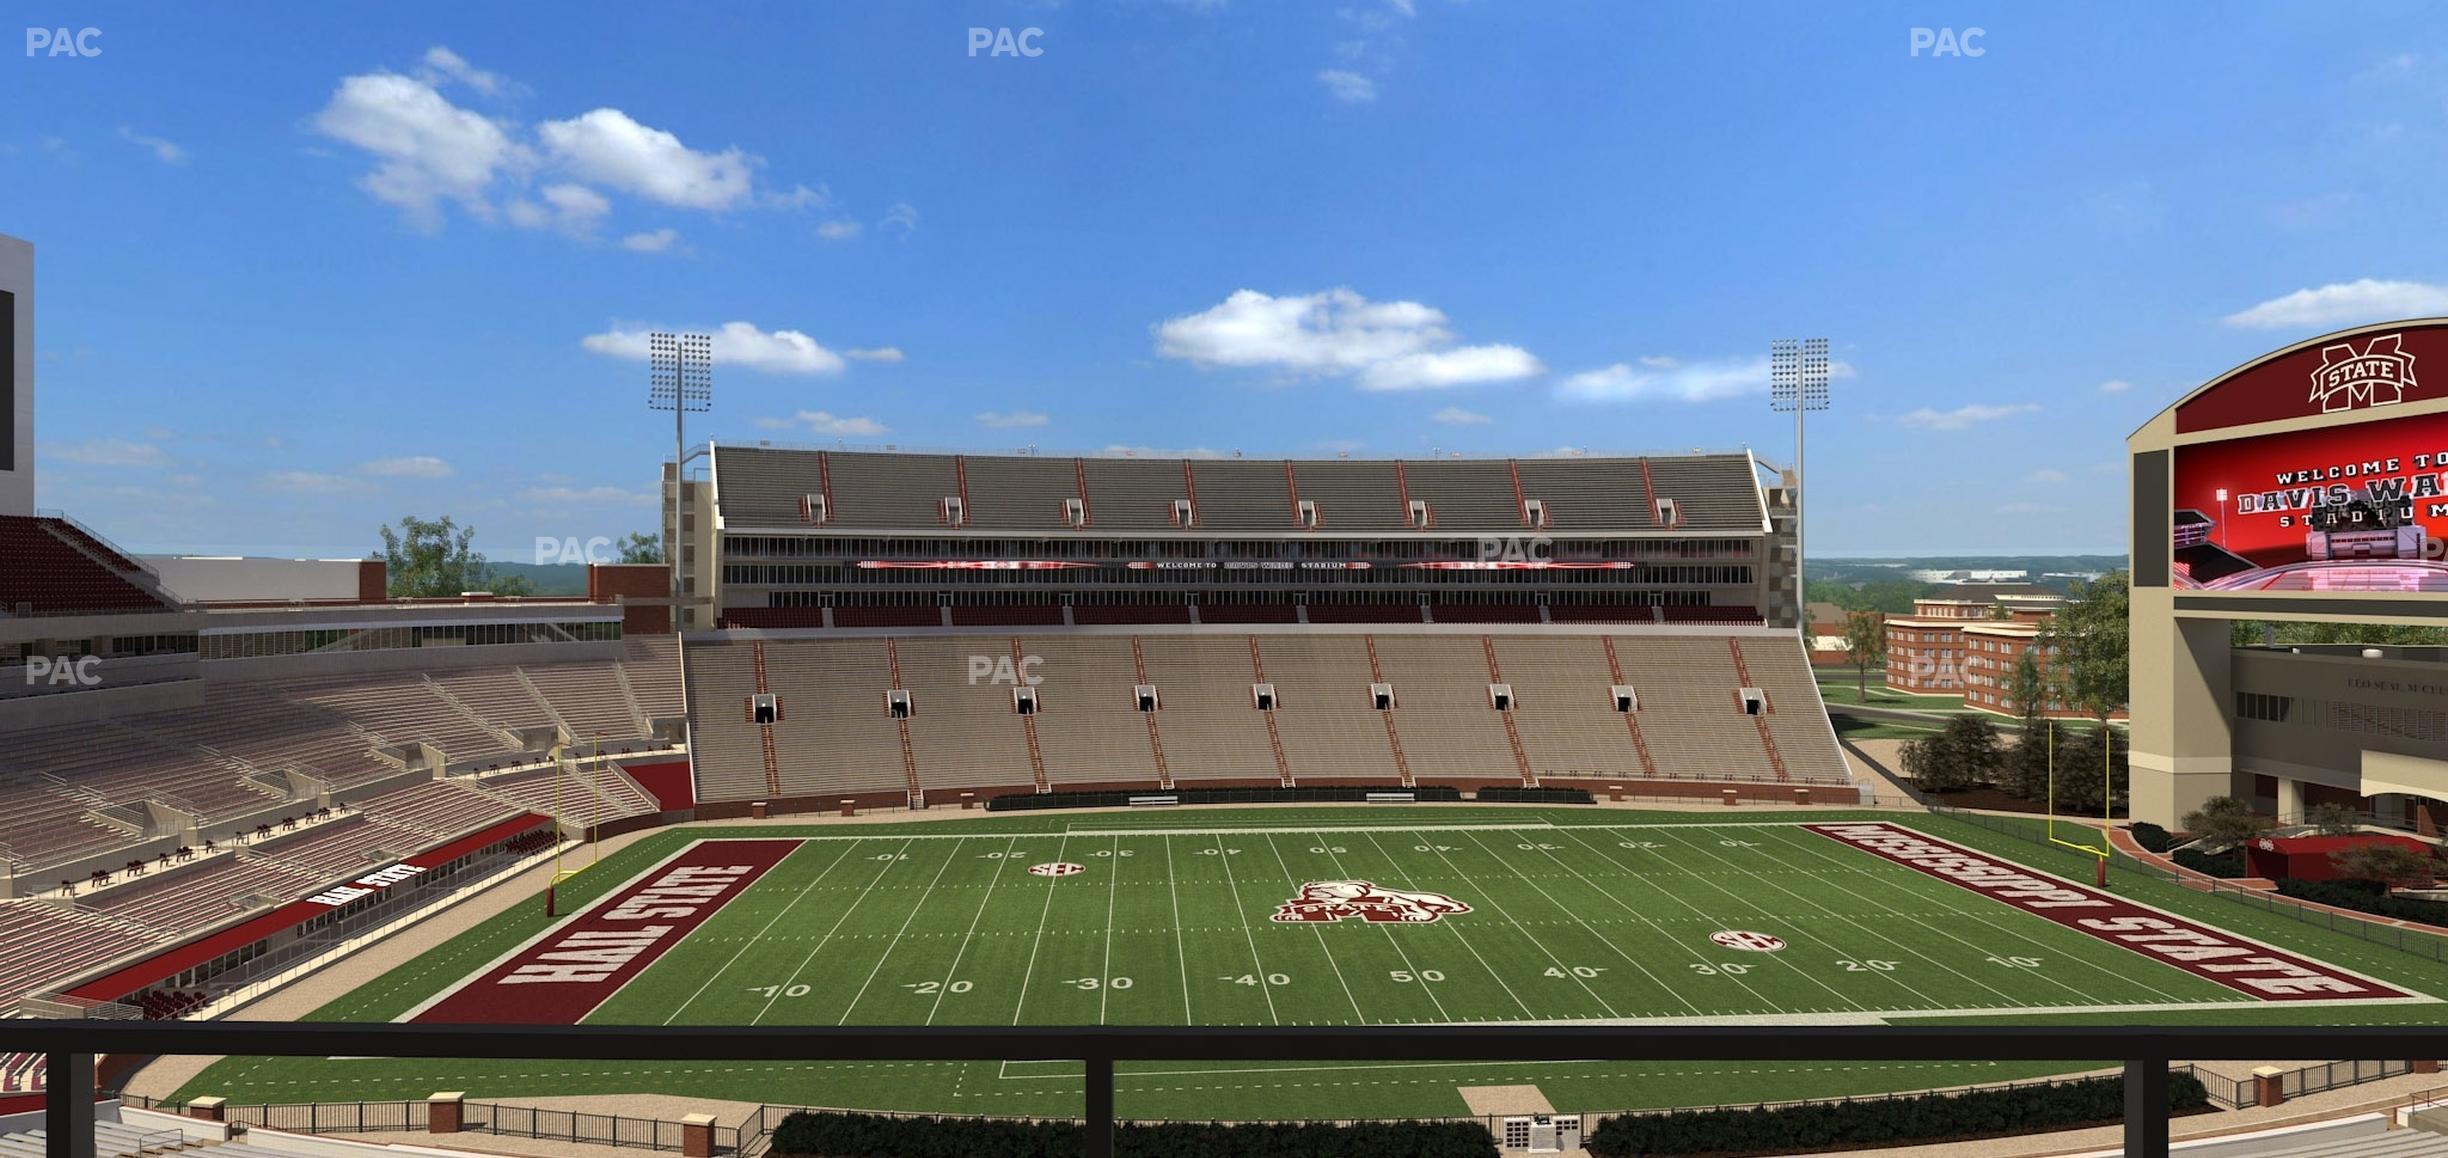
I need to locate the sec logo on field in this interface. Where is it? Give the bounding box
[1710,930,1786,953]
[1027,862,1086,877]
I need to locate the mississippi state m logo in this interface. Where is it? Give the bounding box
[1271,880,1471,924]
[2310,334,2417,413]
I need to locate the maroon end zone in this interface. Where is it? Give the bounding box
[413,838,802,1024]
[1806,823,2407,1002]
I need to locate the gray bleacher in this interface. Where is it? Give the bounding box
[1187,460,1299,532]
[1399,459,1524,528]
[0,1122,181,1158]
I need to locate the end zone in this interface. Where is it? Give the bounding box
[408,837,803,1025]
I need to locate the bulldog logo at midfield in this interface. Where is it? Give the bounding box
[1271,880,1471,924]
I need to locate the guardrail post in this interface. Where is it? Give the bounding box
[2126,1059,2169,1156]
[1085,1055,1114,1158]
[45,1052,95,1158]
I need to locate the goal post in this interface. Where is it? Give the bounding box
[2042,719,2114,887]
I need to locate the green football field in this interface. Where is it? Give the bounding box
[175,807,2448,1120]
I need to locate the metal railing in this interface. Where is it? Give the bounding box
[18,1021,2448,1158]
[122,1094,741,1153]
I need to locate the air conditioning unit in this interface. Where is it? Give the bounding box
[1063,497,1087,527]
[1296,499,1320,529]
[1251,682,1277,711]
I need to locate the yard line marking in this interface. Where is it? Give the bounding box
[662,839,861,1025]
[1754,824,2199,1005]
[1356,831,1536,1020]
[1552,826,1870,1011]
[926,835,1021,1025]
[1311,833,1454,1023]
[1410,832,1620,1018]
[1453,829,1697,1016]
[1652,827,2025,1009]
[1164,835,1192,1023]
[1009,830,1074,1026]
[838,836,969,1024]
[1541,828,1802,1014]
[1260,833,1366,1025]
[1212,832,1281,1025]
[749,836,916,1026]
[1098,834,1121,1025]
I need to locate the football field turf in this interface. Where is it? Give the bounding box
[177,808,2448,1120]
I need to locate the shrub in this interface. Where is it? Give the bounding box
[2277,878,2448,929]
[2171,847,2247,878]
[1584,1073,2206,1157]
[2129,822,2173,854]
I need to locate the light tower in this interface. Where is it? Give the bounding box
[1770,338,1830,622]
[648,332,711,628]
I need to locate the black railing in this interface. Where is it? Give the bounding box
[19,1021,2448,1158]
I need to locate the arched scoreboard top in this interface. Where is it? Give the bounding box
[2130,319,2448,605]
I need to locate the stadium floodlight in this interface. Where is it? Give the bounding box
[648,332,712,626]
[1770,338,1830,624]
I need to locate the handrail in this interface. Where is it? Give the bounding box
[17,1022,2448,1158]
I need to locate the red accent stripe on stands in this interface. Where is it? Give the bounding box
[65,814,554,1001]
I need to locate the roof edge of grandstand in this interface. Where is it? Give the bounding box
[707,439,1765,465]
[688,621,1800,643]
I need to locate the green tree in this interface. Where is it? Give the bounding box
[2305,801,2360,835]
[1840,610,1886,703]
[2180,795,2266,849]
[2042,571,2130,727]
[377,515,534,598]
[2051,725,2128,816]
[614,531,664,565]
[2330,844,2439,887]
[1901,715,2004,793]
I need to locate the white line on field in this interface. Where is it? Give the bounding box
[1258,832,1365,1025]
[1165,834,1192,1024]
[1009,830,1073,1026]
[1451,829,1697,1016]
[837,836,968,1024]
[1212,831,1281,1025]
[927,834,1019,1025]
[1411,831,1619,1018]
[749,837,915,1026]
[1313,833,1453,1023]
[663,840,859,1024]
[1358,830,1536,1020]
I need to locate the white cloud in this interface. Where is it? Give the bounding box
[43,438,169,467]
[880,202,919,235]
[977,410,1050,429]
[1318,69,1378,103]
[846,346,904,363]
[506,182,610,235]
[522,484,652,505]
[1559,354,1856,404]
[1430,406,1491,425]
[582,320,848,375]
[1156,287,1538,393]
[2097,379,2134,394]
[816,218,863,240]
[419,46,508,96]
[759,410,887,437]
[1359,344,1543,390]
[620,228,682,253]
[2223,278,2448,329]
[536,107,756,212]
[361,455,455,479]
[1895,402,2041,431]
[313,70,530,227]
[260,470,371,494]
[117,126,186,165]
[2024,468,2071,484]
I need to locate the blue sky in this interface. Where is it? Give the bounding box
[6,2,2447,559]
